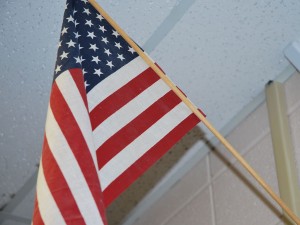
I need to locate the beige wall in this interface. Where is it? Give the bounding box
[130,72,300,225]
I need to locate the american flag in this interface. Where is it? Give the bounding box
[32,0,201,224]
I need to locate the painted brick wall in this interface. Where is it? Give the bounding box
[131,72,300,225]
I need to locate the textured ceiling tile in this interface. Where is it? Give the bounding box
[97,0,178,45]
[0,0,64,208]
[151,0,300,132]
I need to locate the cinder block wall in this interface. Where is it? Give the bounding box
[131,72,300,225]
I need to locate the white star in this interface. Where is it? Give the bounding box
[74,20,79,27]
[61,27,68,35]
[74,56,85,64]
[74,32,81,39]
[104,48,111,56]
[99,25,106,33]
[85,20,93,27]
[60,51,69,60]
[73,9,77,15]
[58,41,62,48]
[66,15,74,23]
[128,46,135,54]
[94,68,103,77]
[81,0,88,4]
[89,43,99,51]
[84,80,90,88]
[115,42,122,49]
[92,56,101,64]
[55,65,62,74]
[112,30,120,38]
[83,8,91,15]
[74,56,81,64]
[87,31,96,39]
[106,60,114,69]
[65,3,69,10]
[82,68,87,75]
[101,37,109,44]
[96,14,104,21]
[117,54,125,61]
[78,44,84,50]
[66,39,76,48]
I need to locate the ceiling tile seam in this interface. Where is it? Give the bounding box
[143,0,197,53]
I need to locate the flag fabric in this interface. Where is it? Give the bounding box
[32,0,202,224]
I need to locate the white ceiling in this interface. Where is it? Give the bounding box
[1,0,300,224]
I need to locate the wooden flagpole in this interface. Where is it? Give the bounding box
[88,1,300,224]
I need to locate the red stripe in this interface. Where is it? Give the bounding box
[42,137,85,225]
[90,67,160,130]
[51,79,107,224]
[102,113,200,206]
[32,195,45,225]
[96,91,181,169]
[69,68,88,110]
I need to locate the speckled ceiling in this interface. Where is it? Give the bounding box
[1,0,300,224]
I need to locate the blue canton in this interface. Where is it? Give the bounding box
[54,0,138,92]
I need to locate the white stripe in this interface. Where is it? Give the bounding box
[87,56,148,111]
[93,79,170,150]
[56,71,98,168]
[99,102,192,190]
[45,108,104,225]
[36,160,66,225]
